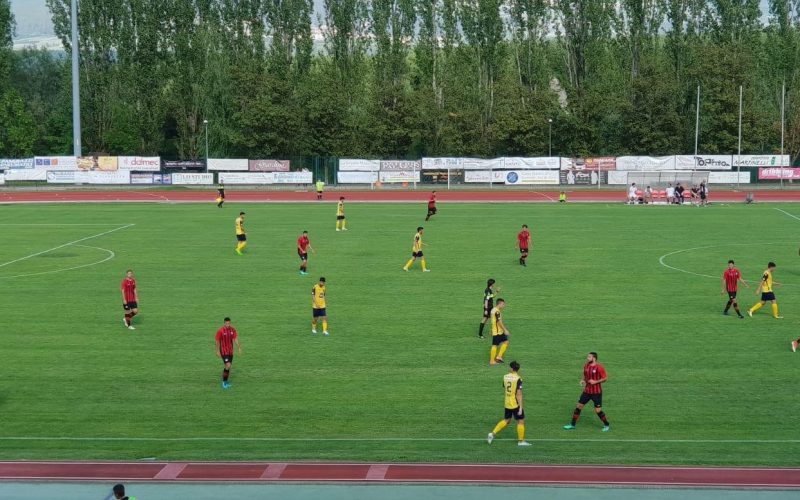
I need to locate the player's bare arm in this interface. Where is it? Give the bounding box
[235,338,242,355]
[214,341,221,357]
[516,388,524,415]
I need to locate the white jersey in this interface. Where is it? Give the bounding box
[666,187,675,197]
[628,186,638,198]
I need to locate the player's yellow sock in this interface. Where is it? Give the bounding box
[772,303,780,318]
[490,345,498,363]
[403,259,414,270]
[517,423,525,441]
[750,303,763,314]
[492,420,507,435]
[322,320,328,332]
[497,342,508,360]
[421,259,427,271]
[342,220,347,229]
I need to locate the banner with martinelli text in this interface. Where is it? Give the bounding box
[733,155,791,168]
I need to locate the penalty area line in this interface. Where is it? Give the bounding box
[775,208,800,222]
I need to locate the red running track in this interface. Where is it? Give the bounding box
[0,461,799,487]
[2,189,800,203]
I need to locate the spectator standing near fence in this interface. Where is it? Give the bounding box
[627,183,638,204]
[675,183,685,204]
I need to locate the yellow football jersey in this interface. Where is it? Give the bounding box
[490,307,504,335]
[503,372,522,409]
[761,270,774,293]
[412,232,423,252]
[312,284,326,309]
[235,217,245,235]
[337,201,344,216]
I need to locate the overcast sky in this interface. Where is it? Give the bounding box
[10,0,774,39]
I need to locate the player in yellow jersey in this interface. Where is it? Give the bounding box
[312,277,329,335]
[749,262,781,318]
[403,226,430,272]
[487,361,530,447]
[335,197,348,231]
[234,212,247,255]
[489,299,510,364]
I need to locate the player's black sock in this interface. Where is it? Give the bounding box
[223,369,230,382]
[478,323,485,337]
[734,304,742,316]
[597,411,609,425]
[724,300,732,313]
[571,408,581,425]
[124,314,131,326]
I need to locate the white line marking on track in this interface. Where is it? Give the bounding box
[775,207,800,221]
[0,224,134,269]
[0,245,116,279]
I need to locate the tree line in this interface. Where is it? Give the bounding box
[0,0,798,162]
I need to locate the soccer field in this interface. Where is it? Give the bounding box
[1,201,799,466]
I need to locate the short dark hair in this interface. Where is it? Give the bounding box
[522,224,528,228]
[224,317,231,322]
[728,260,734,264]
[319,277,326,282]
[496,298,505,304]
[417,226,423,231]
[113,484,125,495]
[487,278,495,286]
[126,269,133,273]
[590,352,598,360]
[339,196,345,200]
[768,262,776,268]
[303,230,308,234]
[239,211,245,215]
[510,361,520,371]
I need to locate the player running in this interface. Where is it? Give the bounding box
[563,352,611,432]
[489,299,510,365]
[425,191,437,221]
[335,197,348,231]
[297,230,315,275]
[235,211,247,255]
[121,269,139,330]
[721,260,749,318]
[215,317,242,389]
[517,225,531,266]
[403,226,430,272]
[748,262,782,319]
[312,277,329,335]
[478,278,499,339]
[487,361,530,447]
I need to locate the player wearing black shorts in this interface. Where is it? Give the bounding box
[215,317,242,389]
[478,279,498,339]
[487,361,530,446]
[564,352,610,431]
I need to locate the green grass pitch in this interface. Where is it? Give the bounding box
[1,201,799,466]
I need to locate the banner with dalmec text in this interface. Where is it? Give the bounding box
[338,171,379,183]
[675,155,732,170]
[339,159,380,171]
[504,170,560,185]
[0,158,34,169]
[249,159,290,172]
[118,156,160,171]
[172,173,214,185]
[733,155,791,167]
[208,159,248,171]
[759,167,800,180]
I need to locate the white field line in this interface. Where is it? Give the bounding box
[0,223,131,226]
[658,242,795,282]
[0,244,115,279]
[775,207,800,222]
[1,436,800,444]
[0,224,134,269]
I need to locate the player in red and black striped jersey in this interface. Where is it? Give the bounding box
[215,317,242,389]
[425,191,437,221]
[721,260,749,318]
[517,225,531,266]
[297,231,315,275]
[120,269,138,330]
[563,352,610,432]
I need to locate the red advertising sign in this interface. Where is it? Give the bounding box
[759,167,800,180]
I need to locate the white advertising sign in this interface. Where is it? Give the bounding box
[4,169,48,181]
[71,170,131,184]
[421,158,463,170]
[616,156,676,171]
[339,159,380,171]
[130,173,155,184]
[675,155,733,170]
[732,155,791,168]
[464,170,507,183]
[0,158,34,169]
[35,156,78,170]
[218,172,273,184]
[118,156,160,171]
[46,170,76,183]
[379,170,421,183]
[461,158,504,170]
[380,160,420,171]
[503,170,560,185]
[207,158,249,171]
[273,171,312,184]
[607,171,629,185]
[0,173,4,185]
[338,171,379,183]
[172,173,214,185]
[502,157,560,170]
[707,171,750,184]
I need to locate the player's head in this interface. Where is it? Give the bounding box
[487,278,495,288]
[339,196,345,201]
[319,277,326,285]
[510,361,520,372]
[303,230,308,235]
[522,224,528,229]
[432,190,436,194]
[417,226,424,233]
[113,484,125,499]
[223,317,231,326]
[239,211,245,217]
[125,269,133,278]
[768,262,776,269]
[631,182,636,186]
[496,298,505,309]
[588,352,598,362]
[728,259,735,268]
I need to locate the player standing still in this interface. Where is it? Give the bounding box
[312,277,329,335]
[489,299,510,365]
[121,269,138,330]
[297,230,314,275]
[563,352,610,432]
[748,262,781,319]
[479,278,499,339]
[425,191,437,221]
[517,225,531,266]
[487,361,531,446]
[215,317,242,389]
[335,197,348,231]
[403,226,430,272]
[235,212,247,255]
[216,184,225,208]
[722,260,748,318]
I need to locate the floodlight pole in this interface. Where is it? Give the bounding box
[548,118,553,157]
[203,119,209,167]
[70,0,81,156]
[737,85,742,190]
[780,81,785,189]
[694,85,700,171]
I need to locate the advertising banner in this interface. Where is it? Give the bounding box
[249,159,290,172]
[464,170,507,183]
[758,167,800,180]
[503,157,560,170]
[607,171,629,185]
[71,170,130,184]
[675,155,733,170]
[130,173,155,184]
[207,159,248,171]
[118,156,160,171]
[4,168,48,181]
[35,156,78,170]
[77,156,97,170]
[503,170,560,185]
[462,158,504,170]
[616,156,675,171]
[163,160,206,169]
[380,160,420,171]
[338,171,379,183]
[421,157,463,170]
[218,172,273,184]
[97,156,118,171]
[154,174,172,185]
[559,169,607,185]
[559,157,616,170]
[379,170,421,183]
[732,155,791,168]
[0,174,4,185]
[339,159,381,171]
[707,171,750,184]
[46,170,76,183]
[0,158,34,169]
[273,171,312,184]
[172,173,214,185]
